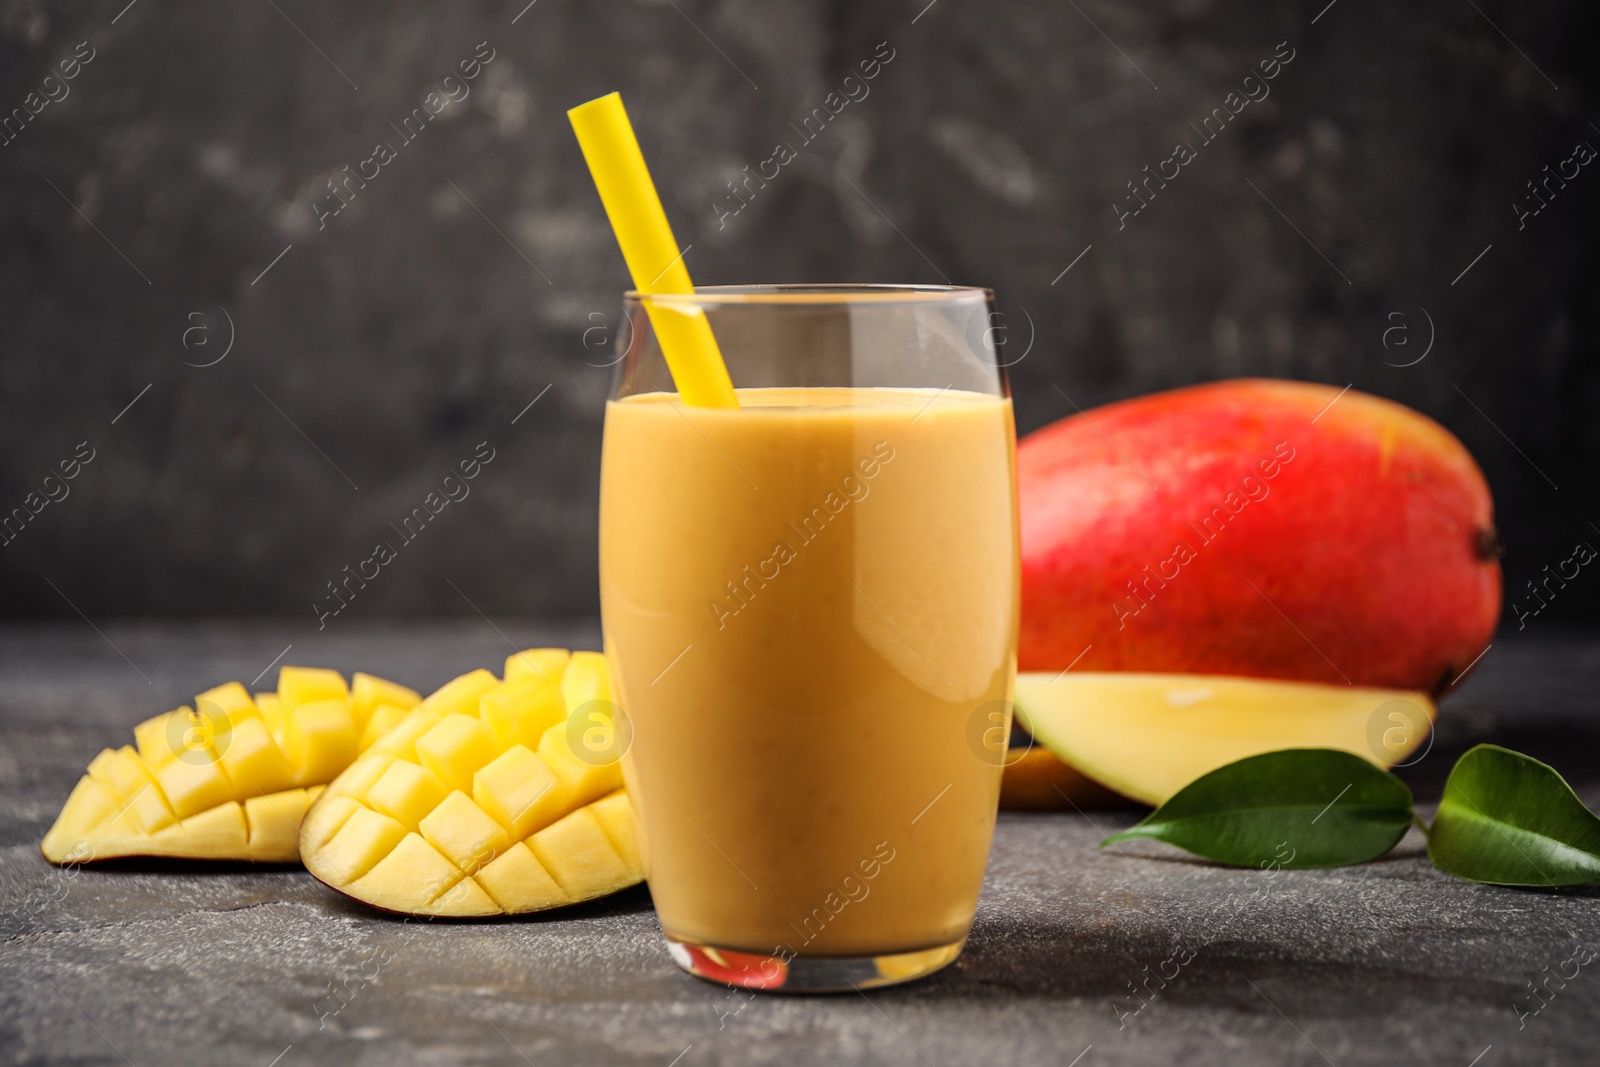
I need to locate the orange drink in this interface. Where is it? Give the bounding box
[599,287,1019,991]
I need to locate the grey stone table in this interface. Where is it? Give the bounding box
[3,621,1599,1067]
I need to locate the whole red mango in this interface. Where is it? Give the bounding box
[1019,379,1501,693]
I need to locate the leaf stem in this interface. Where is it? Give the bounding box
[1413,811,1430,839]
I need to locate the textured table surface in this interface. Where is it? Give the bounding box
[3,621,1599,1067]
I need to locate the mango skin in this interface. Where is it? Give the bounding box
[1019,379,1501,693]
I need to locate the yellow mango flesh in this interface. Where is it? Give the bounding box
[359,704,411,750]
[479,676,566,750]
[352,672,422,723]
[301,651,643,917]
[278,666,349,710]
[41,668,420,864]
[1014,671,1436,807]
[286,700,360,784]
[504,647,570,685]
[196,681,255,727]
[559,651,612,710]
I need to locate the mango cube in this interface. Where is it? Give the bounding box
[255,693,288,752]
[359,704,410,750]
[475,842,569,912]
[347,832,468,908]
[195,681,256,730]
[504,648,570,685]
[366,760,451,830]
[428,872,500,917]
[87,747,177,833]
[87,746,151,796]
[320,806,410,885]
[414,714,500,794]
[278,666,349,710]
[332,753,396,800]
[165,802,249,852]
[473,745,564,839]
[560,651,612,712]
[302,795,362,851]
[351,672,421,727]
[419,791,512,874]
[132,713,178,767]
[286,700,359,785]
[365,707,442,761]
[479,677,566,750]
[50,777,119,840]
[537,721,623,808]
[590,791,642,872]
[419,669,499,718]
[243,788,316,856]
[155,752,236,820]
[530,807,634,899]
[218,715,297,797]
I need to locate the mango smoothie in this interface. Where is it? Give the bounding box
[599,386,1018,958]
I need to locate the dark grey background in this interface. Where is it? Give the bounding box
[2,0,1596,624]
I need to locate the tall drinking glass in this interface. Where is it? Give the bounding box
[598,284,1018,991]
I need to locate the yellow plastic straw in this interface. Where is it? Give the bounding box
[568,92,739,409]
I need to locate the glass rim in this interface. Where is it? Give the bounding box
[625,283,993,307]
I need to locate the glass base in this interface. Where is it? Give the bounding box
[666,936,965,993]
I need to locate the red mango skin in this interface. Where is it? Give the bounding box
[1018,379,1501,693]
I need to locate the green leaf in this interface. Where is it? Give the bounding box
[1101,749,1413,868]
[1428,744,1600,887]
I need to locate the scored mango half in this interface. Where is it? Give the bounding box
[299,649,644,918]
[41,667,422,864]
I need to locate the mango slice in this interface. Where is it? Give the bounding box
[1014,671,1435,807]
[300,650,644,917]
[40,669,420,864]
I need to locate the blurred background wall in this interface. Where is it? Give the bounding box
[1,0,1596,624]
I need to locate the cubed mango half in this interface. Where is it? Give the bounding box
[41,667,410,864]
[301,650,642,917]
